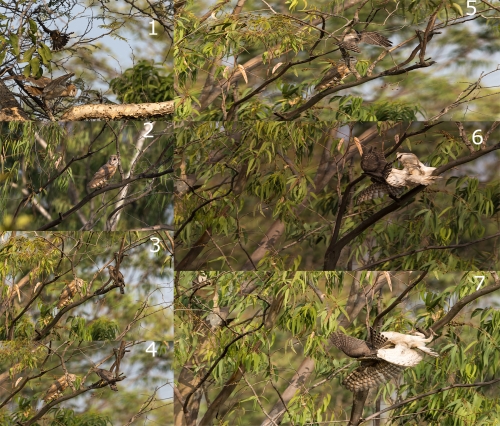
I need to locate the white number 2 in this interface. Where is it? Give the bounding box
[146,342,157,357]
[144,122,154,138]
[150,237,161,253]
[466,0,476,15]
[474,275,485,291]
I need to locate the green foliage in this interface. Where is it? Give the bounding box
[175,121,500,271]
[176,271,500,425]
[110,60,174,104]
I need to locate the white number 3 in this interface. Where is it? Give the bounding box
[150,237,161,253]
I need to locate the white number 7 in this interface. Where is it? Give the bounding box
[474,275,485,291]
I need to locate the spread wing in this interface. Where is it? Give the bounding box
[357,182,404,203]
[331,333,375,358]
[359,31,392,47]
[43,73,75,93]
[342,359,404,392]
[333,40,361,53]
[3,75,52,88]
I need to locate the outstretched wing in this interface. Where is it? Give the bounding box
[359,31,392,47]
[357,182,404,203]
[342,359,404,392]
[331,333,375,358]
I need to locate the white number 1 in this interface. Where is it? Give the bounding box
[149,21,157,35]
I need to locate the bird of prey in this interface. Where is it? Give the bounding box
[95,369,119,391]
[334,29,392,53]
[57,278,84,309]
[43,373,76,403]
[37,19,73,50]
[107,265,125,294]
[358,146,404,202]
[315,57,357,91]
[396,152,442,186]
[358,148,441,203]
[3,73,77,100]
[331,328,438,392]
[87,155,119,190]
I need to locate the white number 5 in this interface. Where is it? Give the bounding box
[150,237,161,253]
[466,0,476,15]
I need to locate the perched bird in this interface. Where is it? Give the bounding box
[87,155,119,190]
[43,373,76,403]
[3,73,77,100]
[57,278,84,309]
[396,152,442,186]
[95,369,119,391]
[107,265,125,294]
[331,328,438,392]
[315,57,357,91]
[334,29,392,53]
[36,19,73,51]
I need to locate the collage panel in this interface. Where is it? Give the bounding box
[0,1,173,121]
[175,0,500,121]
[175,270,500,425]
[0,231,173,342]
[0,340,173,425]
[175,121,500,271]
[0,121,174,231]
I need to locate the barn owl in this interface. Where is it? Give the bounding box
[396,152,442,186]
[358,148,440,203]
[43,373,76,402]
[57,278,84,309]
[87,155,119,190]
[333,29,392,53]
[95,369,119,391]
[315,57,357,91]
[37,18,73,50]
[107,265,125,294]
[3,73,77,99]
[331,328,438,392]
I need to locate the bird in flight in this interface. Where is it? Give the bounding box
[334,29,392,53]
[331,328,438,392]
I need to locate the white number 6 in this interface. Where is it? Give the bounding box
[472,129,483,145]
[150,237,161,253]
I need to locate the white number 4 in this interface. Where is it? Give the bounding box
[146,342,157,357]
[474,275,485,291]
[150,237,161,253]
[466,0,476,15]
